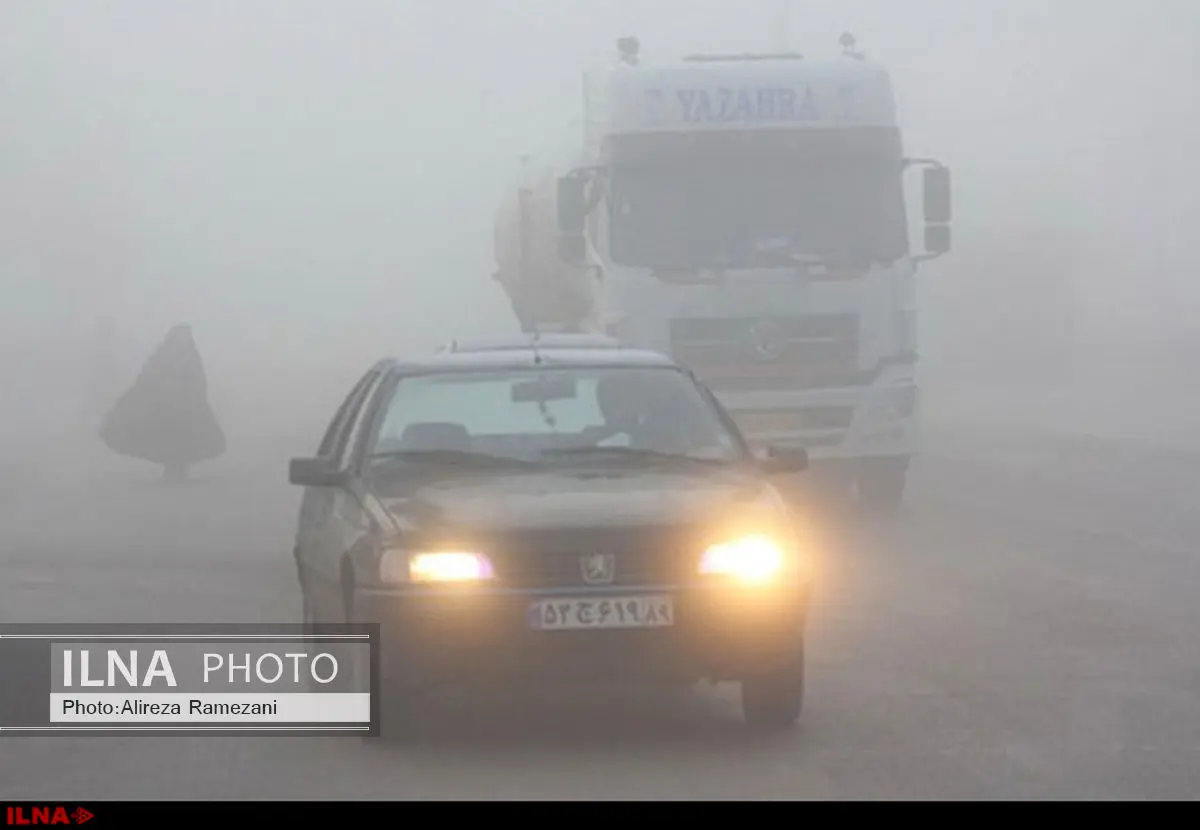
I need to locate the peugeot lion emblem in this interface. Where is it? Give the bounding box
[580,553,616,585]
[747,319,788,362]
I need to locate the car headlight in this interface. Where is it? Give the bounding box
[379,550,496,583]
[698,534,785,583]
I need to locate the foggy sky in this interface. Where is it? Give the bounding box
[1,1,1196,443]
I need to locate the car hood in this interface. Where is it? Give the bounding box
[371,468,782,537]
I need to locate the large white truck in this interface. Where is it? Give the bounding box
[492,36,952,510]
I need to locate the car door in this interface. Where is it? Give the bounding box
[317,368,391,609]
[294,370,381,615]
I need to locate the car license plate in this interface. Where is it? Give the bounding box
[527,595,674,631]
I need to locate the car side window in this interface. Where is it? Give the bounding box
[316,371,377,457]
[335,372,384,470]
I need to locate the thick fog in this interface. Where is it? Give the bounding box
[1,0,1196,457]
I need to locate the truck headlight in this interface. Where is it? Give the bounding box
[698,535,785,583]
[870,385,917,423]
[379,550,496,583]
[887,386,917,419]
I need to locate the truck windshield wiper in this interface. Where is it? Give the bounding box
[369,449,534,468]
[540,446,732,466]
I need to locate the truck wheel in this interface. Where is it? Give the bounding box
[857,458,908,514]
[740,642,805,731]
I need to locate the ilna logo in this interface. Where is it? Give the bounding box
[4,806,93,825]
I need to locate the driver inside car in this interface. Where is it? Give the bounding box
[576,372,697,453]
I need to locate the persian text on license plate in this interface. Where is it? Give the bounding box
[527,595,674,631]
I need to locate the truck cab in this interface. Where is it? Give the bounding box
[524,38,952,510]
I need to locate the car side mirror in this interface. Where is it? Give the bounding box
[288,456,346,487]
[759,446,809,475]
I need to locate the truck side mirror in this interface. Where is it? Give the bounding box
[558,233,586,264]
[922,166,951,224]
[924,223,951,255]
[557,175,588,234]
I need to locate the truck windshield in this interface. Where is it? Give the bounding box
[607,156,908,270]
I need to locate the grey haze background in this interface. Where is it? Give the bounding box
[1,0,1196,452]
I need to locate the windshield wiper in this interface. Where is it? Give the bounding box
[540,446,732,466]
[369,449,534,468]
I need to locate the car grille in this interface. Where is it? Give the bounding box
[488,528,699,589]
[670,314,861,391]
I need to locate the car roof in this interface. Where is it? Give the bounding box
[439,333,625,352]
[379,340,680,376]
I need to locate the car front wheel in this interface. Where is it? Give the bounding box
[740,641,805,730]
[344,589,416,742]
[299,578,325,693]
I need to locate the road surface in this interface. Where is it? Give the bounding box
[3,424,1200,800]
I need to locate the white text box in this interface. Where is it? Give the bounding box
[49,693,370,723]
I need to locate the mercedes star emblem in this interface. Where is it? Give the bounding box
[747,319,788,361]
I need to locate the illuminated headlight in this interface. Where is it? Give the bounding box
[698,535,785,583]
[379,550,496,583]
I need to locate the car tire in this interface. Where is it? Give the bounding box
[300,587,322,693]
[343,589,416,742]
[857,458,907,514]
[369,659,419,743]
[740,641,805,731]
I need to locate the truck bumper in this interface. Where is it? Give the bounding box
[716,371,919,461]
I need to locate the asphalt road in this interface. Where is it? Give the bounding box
[3,424,1200,800]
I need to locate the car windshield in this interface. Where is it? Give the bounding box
[369,365,745,467]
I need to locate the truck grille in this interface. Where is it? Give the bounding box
[731,405,855,434]
[670,315,861,391]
